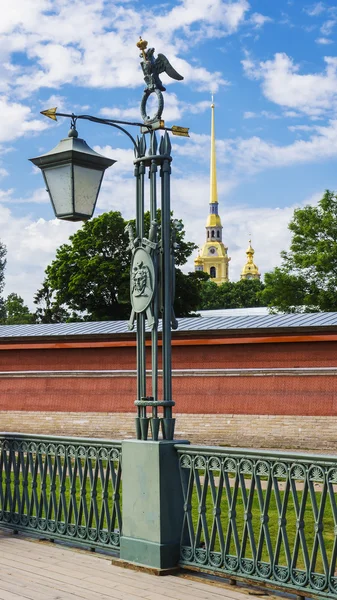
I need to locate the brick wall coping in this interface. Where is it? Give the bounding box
[1,367,337,378]
[1,333,337,351]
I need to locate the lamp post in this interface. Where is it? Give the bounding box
[30,38,189,443]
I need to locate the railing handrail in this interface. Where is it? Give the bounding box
[175,443,337,465]
[0,432,122,447]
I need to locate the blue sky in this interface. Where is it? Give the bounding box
[1,0,337,307]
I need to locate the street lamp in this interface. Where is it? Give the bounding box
[30,126,115,222]
[31,38,188,442]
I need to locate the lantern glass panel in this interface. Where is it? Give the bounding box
[44,165,73,216]
[73,165,104,217]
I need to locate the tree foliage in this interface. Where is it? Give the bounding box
[3,293,35,325]
[34,210,198,322]
[260,190,337,312]
[197,278,265,310]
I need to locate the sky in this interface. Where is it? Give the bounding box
[1,0,337,309]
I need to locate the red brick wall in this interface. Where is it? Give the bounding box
[1,339,337,371]
[172,341,337,369]
[1,337,337,449]
[0,346,137,371]
[1,339,337,416]
[1,373,337,415]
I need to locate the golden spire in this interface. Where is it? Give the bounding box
[210,95,218,205]
[193,98,230,284]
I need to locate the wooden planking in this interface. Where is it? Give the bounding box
[0,532,272,600]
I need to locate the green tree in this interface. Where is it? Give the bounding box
[4,293,35,325]
[197,278,265,310]
[260,190,337,312]
[35,210,198,322]
[174,271,209,316]
[34,283,74,323]
[0,240,6,321]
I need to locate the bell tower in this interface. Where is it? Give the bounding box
[194,99,230,283]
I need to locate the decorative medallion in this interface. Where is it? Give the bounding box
[131,248,155,312]
[126,221,157,330]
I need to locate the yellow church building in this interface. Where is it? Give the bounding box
[194,102,260,284]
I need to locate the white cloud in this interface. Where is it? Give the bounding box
[316,37,334,44]
[0,187,50,205]
[242,52,337,118]
[93,146,134,175]
[174,119,337,175]
[221,119,337,173]
[163,0,250,39]
[321,18,337,35]
[1,206,80,308]
[261,110,281,119]
[0,96,48,143]
[249,13,272,28]
[304,2,326,17]
[288,124,315,132]
[243,110,280,120]
[0,0,245,99]
[283,110,301,118]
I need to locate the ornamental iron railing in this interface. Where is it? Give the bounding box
[0,433,122,552]
[176,444,337,598]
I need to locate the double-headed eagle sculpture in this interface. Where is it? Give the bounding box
[137,37,184,123]
[137,37,183,92]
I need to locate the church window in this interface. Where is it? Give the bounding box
[217,230,220,238]
[207,231,209,238]
[211,230,215,238]
[210,266,216,278]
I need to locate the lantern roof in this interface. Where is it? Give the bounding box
[29,131,115,171]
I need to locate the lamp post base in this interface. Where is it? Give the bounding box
[120,439,189,569]
[111,555,180,576]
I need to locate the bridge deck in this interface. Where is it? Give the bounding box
[0,530,274,600]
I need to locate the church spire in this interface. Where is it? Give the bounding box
[194,100,230,284]
[210,96,218,205]
[205,99,222,239]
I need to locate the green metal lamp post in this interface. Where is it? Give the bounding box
[31,38,188,444]
[30,39,190,570]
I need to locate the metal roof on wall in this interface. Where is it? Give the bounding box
[0,311,337,339]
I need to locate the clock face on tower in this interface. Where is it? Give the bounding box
[208,246,218,256]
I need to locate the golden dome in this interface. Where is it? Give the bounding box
[241,263,260,276]
[194,254,203,266]
[240,239,260,279]
[206,213,222,228]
